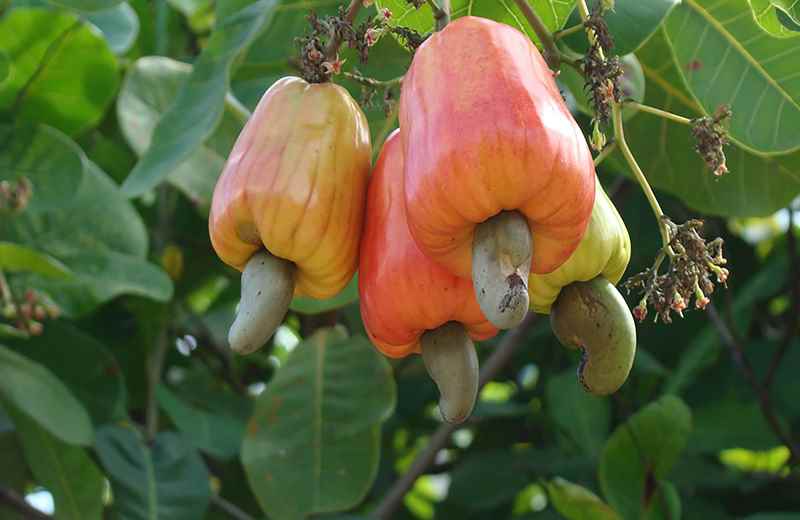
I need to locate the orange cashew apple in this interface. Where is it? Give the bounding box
[400,16,596,330]
[360,131,497,424]
[209,77,371,354]
[530,178,636,395]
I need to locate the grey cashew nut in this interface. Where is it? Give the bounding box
[421,322,479,424]
[472,211,532,329]
[228,250,296,355]
[550,276,636,396]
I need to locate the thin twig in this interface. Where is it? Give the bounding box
[342,72,404,88]
[593,141,617,167]
[371,313,539,519]
[706,303,800,465]
[513,0,560,70]
[324,0,363,59]
[426,0,450,30]
[554,23,585,40]
[626,101,692,126]
[764,208,799,388]
[211,494,255,520]
[0,486,51,520]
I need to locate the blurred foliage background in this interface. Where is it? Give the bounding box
[1,0,800,519]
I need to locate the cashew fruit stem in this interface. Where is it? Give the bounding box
[421,322,479,424]
[550,276,636,396]
[472,211,532,329]
[228,250,296,355]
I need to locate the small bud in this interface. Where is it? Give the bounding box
[33,305,47,321]
[365,28,380,47]
[694,283,710,309]
[591,121,607,152]
[2,303,16,319]
[670,291,686,317]
[601,0,615,11]
[45,303,61,319]
[321,58,345,76]
[28,321,43,336]
[381,7,392,19]
[633,299,647,322]
[362,0,374,6]
[25,289,37,303]
[306,48,324,63]
[19,303,32,320]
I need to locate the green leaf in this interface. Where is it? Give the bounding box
[621,29,800,217]
[290,274,359,315]
[545,368,610,457]
[562,0,680,55]
[643,480,681,520]
[95,425,211,520]
[0,50,9,83]
[545,477,621,520]
[688,400,778,452]
[241,327,396,520]
[663,0,800,154]
[743,514,800,520]
[6,404,104,520]
[45,0,123,11]
[0,8,119,136]
[749,0,800,38]
[1,160,172,315]
[87,2,141,54]
[3,321,127,425]
[0,345,93,446]
[0,242,72,278]
[157,384,248,459]
[375,0,575,44]
[0,124,86,213]
[446,450,530,510]
[771,0,800,23]
[121,0,279,197]
[117,56,248,211]
[598,395,691,519]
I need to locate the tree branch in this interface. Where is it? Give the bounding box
[513,0,560,70]
[706,303,800,465]
[211,494,255,520]
[0,486,50,520]
[324,0,363,60]
[427,0,450,30]
[371,313,539,519]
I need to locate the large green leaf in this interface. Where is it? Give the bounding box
[446,450,530,511]
[0,242,72,278]
[749,0,800,38]
[0,124,86,213]
[157,383,248,459]
[94,425,211,520]
[117,56,248,212]
[621,29,800,217]
[598,395,691,520]
[546,368,610,457]
[241,327,396,520]
[3,321,127,425]
[6,404,104,520]
[0,8,119,136]
[87,2,140,54]
[0,345,93,446]
[545,478,621,520]
[664,0,800,154]
[562,0,680,55]
[1,159,173,315]
[121,0,279,197]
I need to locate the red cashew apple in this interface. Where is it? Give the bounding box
[400,16,596,329]
[209,77,371,354]
[360,131,498,424]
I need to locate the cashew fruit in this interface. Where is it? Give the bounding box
[209,76,371,353]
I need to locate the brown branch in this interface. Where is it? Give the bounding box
[513,0,560,70]
[324,0,363,60]
[764,208,799,389]
[371,313,539,519]
[0,486,51,520]
[706,303,800,465]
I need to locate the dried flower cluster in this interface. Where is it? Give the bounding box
[624,218,728,324]
[0,177,32,214]
[1,287,61,337]
[298,6,393,83]
[692,105,732,177]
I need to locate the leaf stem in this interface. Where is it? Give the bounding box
[554,22,585,40]
[612,103,671,249]
[342,71,404,88]
[626,101,692,125]
[513,0,560,70]
[372,314,539,519]
[593,141,616,167]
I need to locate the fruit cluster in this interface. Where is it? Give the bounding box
[208,16,636,423]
